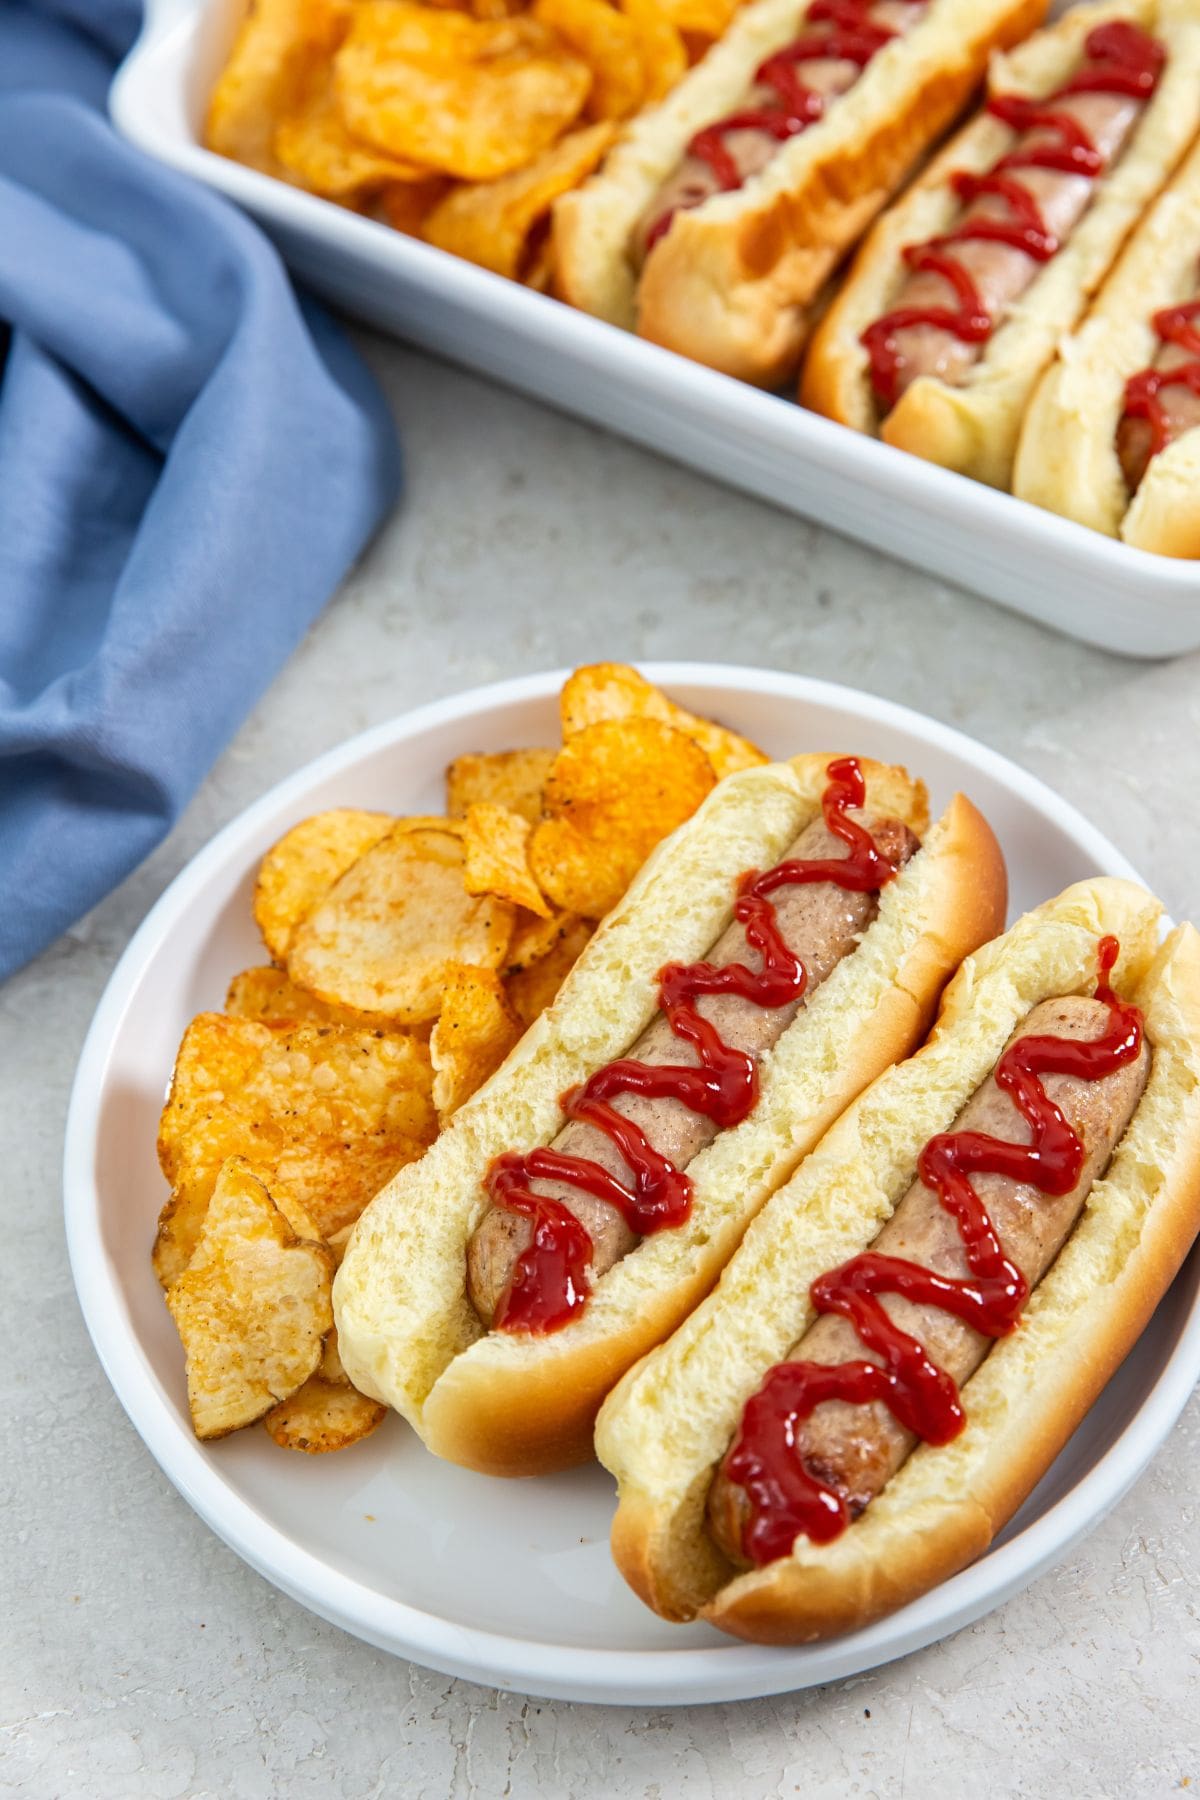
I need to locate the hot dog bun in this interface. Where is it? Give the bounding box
[553,0,1043,387]
[801,0,1200,488]
[1013,135,1200,556]
[597,879,1200,1642]
[334,755,1005,1476]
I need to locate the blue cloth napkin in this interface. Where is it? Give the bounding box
[0,1,402,981]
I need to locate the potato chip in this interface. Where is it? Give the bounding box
[154,1014,436,1285]
[528,719,716,917]
[652,0,737,38]
[335,4,592,181]
[275,87,431,199]
[559,662,767,778]
[532,0,642,119]
[205,0,351,176]
[422,121,616,278]
[380,176,456,237]
[287,823,515,1022]
[507,914,594,1024]
[504,905,588,971]
[167,1158,333,1440]
[226,965,389,1029]
[430,965,523,1119]
[620,0,687,99]
[446,747,555,823]
[462,802,553,917]
[262,1326,387,1452]
[254,809,395,962]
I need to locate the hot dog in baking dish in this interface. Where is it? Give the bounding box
[596,880,1200,1643]
[801,1,1200,488]
[551,0,1045,386]
[1013,135,1200,556]
[334,755,1005,1475]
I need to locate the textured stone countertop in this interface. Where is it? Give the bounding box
[4,334,1198,1800]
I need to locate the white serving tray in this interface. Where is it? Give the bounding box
[113,0,1200,658]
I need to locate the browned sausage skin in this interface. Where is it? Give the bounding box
[706,994,1151,1567]
[467,809,919,1326]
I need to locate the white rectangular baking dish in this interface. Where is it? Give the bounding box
[112,0,1200,658]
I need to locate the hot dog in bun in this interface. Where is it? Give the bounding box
[334,754,1005,1475]
[597,879,1200,1641]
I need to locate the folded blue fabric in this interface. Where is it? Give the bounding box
[0,1,402,981]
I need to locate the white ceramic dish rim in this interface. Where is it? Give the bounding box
[63,664,1200,1705]
[108,0,1200,663]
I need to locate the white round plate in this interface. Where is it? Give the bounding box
[65,665,1200,1706]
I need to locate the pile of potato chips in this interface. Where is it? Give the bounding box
[156,664,765,1452]
[205,0,739,283]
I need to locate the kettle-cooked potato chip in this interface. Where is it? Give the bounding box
[620,0,687,98]
[154,1014,436,1285]
[446,747,555,823]
[275,88,432,199]
[462,802,553,916]
[262,1326,387,1452]
[430,965,524,1119]
[335,3,592,180]
[288,822,515,1022]
[422,120,616,279]
[255,808,396,963]
[167,1158,333,1441]
[205,0,351,176]
[559,662,767,777]
[528,718,716,917]
[380,176,457,236]
[506,913,594,1024]
[532,0,643,119]
[225,964,395,1029]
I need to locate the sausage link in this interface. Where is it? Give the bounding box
[707,995,1151,1565]
[1116,275,1200,492]
[883,90,1143,402]
[467,811,919,1325]
[629,1,924,270]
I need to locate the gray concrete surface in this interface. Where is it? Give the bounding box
[3,334,1199,1799]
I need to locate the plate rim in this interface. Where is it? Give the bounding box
[63,662,1200,1705]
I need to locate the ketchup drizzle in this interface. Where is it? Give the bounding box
[723,935,1145,1567]
[861,22,1165,410]
[1121,299,1200,463]
[489,757,900,1335]
[644,0,908,254]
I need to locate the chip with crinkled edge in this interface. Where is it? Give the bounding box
[532,0,643,119]
[335,3,592,181]
[262,1326,387,1452]
[422,121,617,278]
[528,718,716,917]
[506,913,594,1025]
[254,808,396,963]
[287,822,515,1022]
[430,964,524,1119]
[167,1157,333,1441]
[205,0,351,177]
[154,1014,436,1286]
[560,662,767,778]
[463,802,553,917]
[446,747,555,823]
[503,905,588,972]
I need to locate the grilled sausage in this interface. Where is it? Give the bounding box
[467,810,919,1325]
[707,993,1151,1565]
